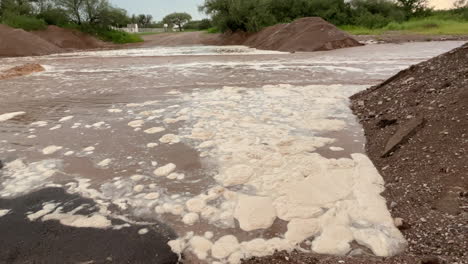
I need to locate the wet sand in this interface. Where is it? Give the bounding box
[0,41,465,264]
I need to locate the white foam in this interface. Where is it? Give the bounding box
[0,209,10,217]
[147,142,159,148]
[49,124,62,130]
[153,163,176,177]
[0,111,25,122]
[42,145,62,155]
[0,159,60,197]
[144,127,165,134]
[97,158,112,167]
[30,121,48,127]
[59,116,74,122]
[27,202,59,221]
[159,134,181,144]
[42,206,112,229]
[330,146,345,151]
[162,84,405,262]
[128,120,145,128]
[138,228,149,235]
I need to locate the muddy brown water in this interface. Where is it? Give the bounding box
[0,42,465,263]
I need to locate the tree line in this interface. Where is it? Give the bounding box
[0,0,158,28]
[0,1,210,32]
[199,0,468,32]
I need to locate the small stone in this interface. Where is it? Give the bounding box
[420,217,427,223]
[394,217,404,227]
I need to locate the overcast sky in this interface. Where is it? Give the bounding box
[110,0,457,22]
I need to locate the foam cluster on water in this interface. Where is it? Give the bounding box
[0,83,407,263]
[157,84,407,262]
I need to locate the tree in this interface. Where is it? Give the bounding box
[162,12,192,31]
[136,14,152,27]
[56,0,84,24]
[454,0,467,8]
[395,0,428,16]
[0,0,34,16]
[83,0,108,24]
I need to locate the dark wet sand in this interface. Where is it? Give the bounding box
[0,188,178,264]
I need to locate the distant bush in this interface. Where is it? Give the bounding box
[37,8,70,26]
[2,13,47,31]
[353,13,392,28]
[206,27,220,33]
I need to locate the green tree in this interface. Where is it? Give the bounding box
[0,0,34,16]
[136,14,152,27]
[162,12,192,31]
[55,0,84,24]
[396,0,428,16]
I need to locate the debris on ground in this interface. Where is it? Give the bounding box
[0,64,45,80]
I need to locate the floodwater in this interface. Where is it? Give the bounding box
[0,41,464,264]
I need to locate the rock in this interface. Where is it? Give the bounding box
[382,116,425,157]
[376,118,397,128]
[0,160,3,169]
[420,256,441,264]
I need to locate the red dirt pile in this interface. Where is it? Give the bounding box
[0,25,63,57]
[0,63,45,80]
[223,17,362,52]
[0,25,105,57]
[32,25,105,50]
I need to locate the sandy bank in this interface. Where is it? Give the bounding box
[0,25,107,57]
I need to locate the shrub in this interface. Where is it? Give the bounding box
[37,8,70,26]
[2,13,47,31]
[353,12,392,28]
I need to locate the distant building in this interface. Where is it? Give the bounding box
[126,24,139,33]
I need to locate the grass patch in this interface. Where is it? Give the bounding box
[65,24,143,44]
[342,17,468,35]
[98,30,143,44]
[205,27,221,34]
[1,14,47,31]
[136,31,164,35]
[384,17,468,35]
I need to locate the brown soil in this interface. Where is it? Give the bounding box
[0,63,45,80]
[0,25,105,57]
[241,17,362,52]
[32,25,105,50]
[141,17,361,52]
[348,43,467,263]
[0,25,63,57]
[242,42,468,264]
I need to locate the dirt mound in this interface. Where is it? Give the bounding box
[0,63,45,80]
[350,43,467,262]
[32,25,105,50]
[235,17,362,52]
[141,18,361,52]
[0,25,63,57]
